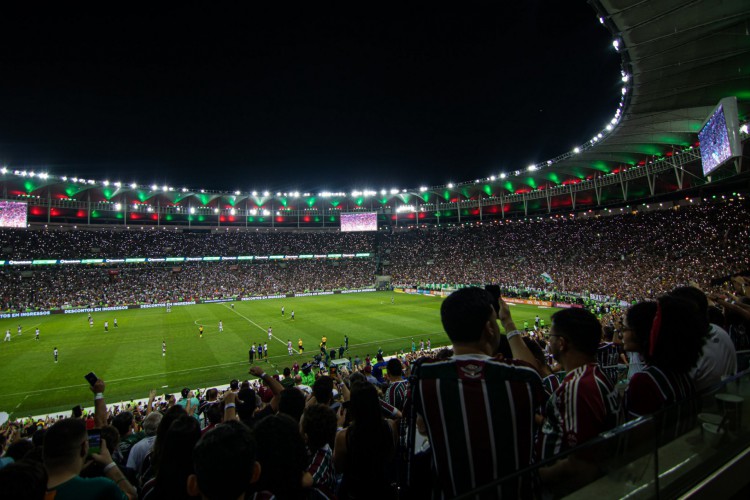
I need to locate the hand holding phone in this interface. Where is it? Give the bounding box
[84,372,98,386]
[87,429,101,456]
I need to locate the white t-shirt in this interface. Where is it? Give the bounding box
[691,324,737,394]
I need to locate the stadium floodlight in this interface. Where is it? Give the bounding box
[599,16,605,25]
[500,173,506,179]
[213,208,219,213]
[489,176,496,181]
[151,184,158,191]
[40,173,49,180]
[130,182,137,189]
[230,208,236,215]
[621,86,627,95]
[250,209,257,215]
[528,165,537,171]
[251,191,257,196]
[72,177,78,183]
[621,73,629,83]
[419,186,428,192]
[162,185,168,192]
[263,191,269,197]
[103,180,109,186]
[447,183,454,188]
[29,171,36,177]
[147,206,153,212]
[262,209,270,216]
[380,189,387,195]
[181,187,188,192]
[276,192,281,197]
[606,124,613,131]
[133,203,139,210]
[597,133,603,139]
[573,147,580,154]
[0,167,6,175]
[390,188,399,195]
[189,207,196,214]
[612,39,621,51]
[234,190,241,196]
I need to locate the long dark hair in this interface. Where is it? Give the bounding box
[152,414,201,499]
[626,295,705,374]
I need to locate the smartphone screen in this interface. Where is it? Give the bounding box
[84,372,98,387]
[87,429,101,455]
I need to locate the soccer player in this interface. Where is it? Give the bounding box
[321,336,327,347]
[291,310,295,320]
[263,342,269,360]
[104,321,109,332]
[281,306,285,316]
[535,315,540,328]
[419,339,424,351]
[268,326,273,340]
[17,325,22,336]
[391,296,395,304]
[231,302,235,309]
[344,334,349,351]
[89,317,94,328]
[4,329,10,342]
[249,343,256,363]
[257,343,263,360]
[523,320,529,331]
[411,339,416,353]
[199,325,204,338]
[298,338,304,354]
[287,339,293,355]
[162,340,166,357]
[427,338,431,351]
[218,320,223,333]
[53,347,58,363]
[113,318,118,328]
[35,327,40,341]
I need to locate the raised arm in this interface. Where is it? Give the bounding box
[497,297,539,369]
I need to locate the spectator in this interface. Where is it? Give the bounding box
[252,414,312,499]
[125,411,162,480]
[622,296,704,437]
[43,418,132,499]
[301,404,337,497]
[671,286,736,393]
[187,421,260,500]
[334,381,398,499]
[537,308,619,495]
[141,414,201,500]
[413,287,545,498]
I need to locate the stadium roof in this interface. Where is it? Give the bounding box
[1,0,749,225]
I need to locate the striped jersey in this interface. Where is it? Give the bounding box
[384,379,409,411]
[541,373,561,398]
[414,354,545,499]
[596,342,622,384]
[307,444,335,497]
[537,363,619,460]
[624,365,697,438]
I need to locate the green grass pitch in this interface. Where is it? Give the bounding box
[0,292,557,417]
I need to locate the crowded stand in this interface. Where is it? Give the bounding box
[1,200,749,311]
[1,199,750,498]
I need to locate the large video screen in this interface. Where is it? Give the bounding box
[0,201,27,228]
[341,212,377,232]
[699,96,742,176]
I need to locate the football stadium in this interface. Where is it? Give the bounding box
[1,1,750,499]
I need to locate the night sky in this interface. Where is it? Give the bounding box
[0,3,621,193]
